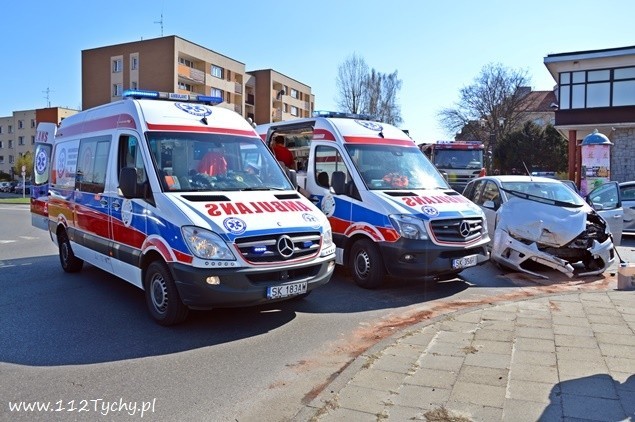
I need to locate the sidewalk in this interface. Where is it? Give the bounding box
[298,251,635,421]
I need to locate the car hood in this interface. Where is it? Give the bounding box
[497,197,592,247]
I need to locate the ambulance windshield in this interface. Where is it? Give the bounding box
[147,132,293,192]
[346,144,449,190]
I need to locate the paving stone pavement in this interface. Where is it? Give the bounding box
[297,250,635,421]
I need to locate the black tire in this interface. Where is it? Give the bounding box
[349,238,385,289]
[58,230,83,273]
[144,261,189,326]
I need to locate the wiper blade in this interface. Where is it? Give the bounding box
[240,187,284,191]
[502,188,583,208]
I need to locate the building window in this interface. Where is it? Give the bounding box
[283,103,288,113]
[112,83,122,96]
[112,59,122,73]
[131,56,138,70]
[131,81,138,89]
[290,106,298,116]
[18,136,24,146]
[8,140,13,148]
[18,120,24,129]
[0,126,2,134]
[31,119,35,128]
[178,82,192,91]
[290,88,298,99]
[211,88,223,98]
[179,57,193,68]
[8,125,12,133]
[559,66,635,109]
[9,155,14,164]
[0,141,3,148]
[0,156,3,164]
[31,136,35,145]
[19,152,23,158]
[211,65,223,79]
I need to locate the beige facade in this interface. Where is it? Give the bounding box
[82,36,313,124]
[247,69,314,124]
[0,108,77,179]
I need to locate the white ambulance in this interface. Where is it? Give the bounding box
[257,112,490,289]
[31,90,335,325]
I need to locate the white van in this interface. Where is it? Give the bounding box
[31,90,335,325]
[257,112,490,289]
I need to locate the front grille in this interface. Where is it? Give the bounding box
[430,218,483,243]
[235,231,321,263]
[247,264,321,284]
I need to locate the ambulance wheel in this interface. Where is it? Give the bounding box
[144,261,189,326]
[58,230,83,273]
[350,239,385,289]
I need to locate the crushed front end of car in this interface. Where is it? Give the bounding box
[491,198,615,279]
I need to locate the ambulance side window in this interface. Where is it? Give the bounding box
[314,146,350,192]
[118,135,147,185]
[76,136,111,194]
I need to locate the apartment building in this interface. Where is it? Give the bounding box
[82,35,313,125]
[544,45,635,184]
[247,69,314,123]
[0,108,77,178]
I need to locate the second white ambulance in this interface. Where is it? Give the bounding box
[31,90,335,325]
[257,112,490,289]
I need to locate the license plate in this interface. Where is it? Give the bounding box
[452,254,477,269]
[266,282,307,299]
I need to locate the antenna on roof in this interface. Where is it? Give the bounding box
[43,87,54,108]
[154,12,164,36]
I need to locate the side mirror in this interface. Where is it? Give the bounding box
[286,169,298,189]
[119,167,139,198]
[482,200,496,210]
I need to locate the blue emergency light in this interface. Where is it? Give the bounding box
[122,89,223,105]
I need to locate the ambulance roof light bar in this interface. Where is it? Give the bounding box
[313,110,374,121]
[123,89,223,105]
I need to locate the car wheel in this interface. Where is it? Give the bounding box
[144,261,189,326]
[58,230,83,273]
[349,238,385,289]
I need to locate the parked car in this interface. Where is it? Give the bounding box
[0,181,13,192]
[620,181,635,234]
[13,181,32,194]
[463,175,622,279]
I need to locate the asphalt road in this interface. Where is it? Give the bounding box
[1,203,632,421]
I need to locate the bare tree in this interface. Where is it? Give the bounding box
[335,53,368,114]
[335,55,403,126]
[438,63,532,149]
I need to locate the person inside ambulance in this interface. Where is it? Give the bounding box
[197,150,228,176]
[271,135,295,169]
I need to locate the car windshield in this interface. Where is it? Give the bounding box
[147,132,293,192]
[501,180,585,207]
[345,144,449,190]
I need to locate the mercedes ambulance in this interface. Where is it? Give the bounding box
[256,112,490,289]
[31,90,335,325]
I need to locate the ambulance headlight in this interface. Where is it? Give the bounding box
[181,226,236,260]
[389,214,429,240]
[323,228,333,248]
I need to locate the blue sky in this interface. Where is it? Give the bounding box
[2,1,634,142]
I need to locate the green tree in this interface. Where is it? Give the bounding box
[496,122,568,174]
[14,151,33,181]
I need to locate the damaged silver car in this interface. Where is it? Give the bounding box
[463,176,623,279]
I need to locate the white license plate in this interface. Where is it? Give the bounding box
[452,254,477,269]
[267,282,307,299]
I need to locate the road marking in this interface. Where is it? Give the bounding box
[0,240,17,244]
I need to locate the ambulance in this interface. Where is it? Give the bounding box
[257,112,490,289]
[31,90,335,325]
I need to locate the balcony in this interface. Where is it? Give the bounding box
[178,64,205,84]
[234,82,243,94]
